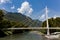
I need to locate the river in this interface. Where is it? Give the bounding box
[0,31,60,40]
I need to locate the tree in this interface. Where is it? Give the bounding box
[42,18,60,27]
[42,17,60,33]
[0,10,4,21]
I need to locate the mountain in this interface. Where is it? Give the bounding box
[3,10,42,27]
[31,20,42,27]
[0,9,42,37]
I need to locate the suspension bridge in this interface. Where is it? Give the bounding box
[2,6,60,30]
[2,6,60,38]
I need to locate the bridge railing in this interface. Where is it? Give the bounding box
[2,27,60,30]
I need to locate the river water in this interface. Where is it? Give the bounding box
[0,31,60,40]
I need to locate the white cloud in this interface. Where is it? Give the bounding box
[53,15,56,19]
[17,1,33,16]
[40,14,45,19]
[39,14,46,21]
[0,0,10,4]
[2,7,6,10]
[11,5,15,9]
[40,14,60,21]
[53,15,60,19]
[39,14,51,21]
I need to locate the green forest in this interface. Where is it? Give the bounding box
[42,17,60,27]
[0,10,30,37]
[42,17,60,34]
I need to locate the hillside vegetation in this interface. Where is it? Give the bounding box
[0,9,42,37]
[42,17,60,27]
[42,17,60,34]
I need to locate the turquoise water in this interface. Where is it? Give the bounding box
[0,31,59,40]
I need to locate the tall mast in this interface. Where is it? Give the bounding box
[45,6,50,35]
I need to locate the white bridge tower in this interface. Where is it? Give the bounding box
[45,6,50,35]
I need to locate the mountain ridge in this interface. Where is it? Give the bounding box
[2,10,42,27]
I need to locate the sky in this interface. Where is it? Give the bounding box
[0,0,60,21]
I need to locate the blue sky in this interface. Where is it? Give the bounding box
[0,0,60,21]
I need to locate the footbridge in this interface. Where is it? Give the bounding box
[2,27,60,30]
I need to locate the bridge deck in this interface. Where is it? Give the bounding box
[3,27,60,30]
